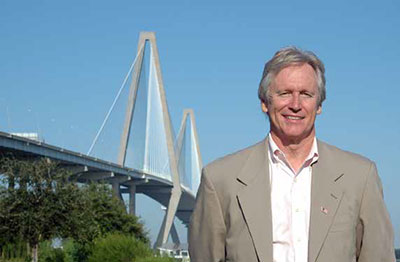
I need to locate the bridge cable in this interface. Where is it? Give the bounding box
[87,44,145,156]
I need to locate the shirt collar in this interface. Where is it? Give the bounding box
[267,133,319,168]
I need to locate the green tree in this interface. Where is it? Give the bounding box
[0,156,84,262]
[83,183,147,242]
[67,184,148,261]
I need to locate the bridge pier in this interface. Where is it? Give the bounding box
[154,185,182,248]
[112,181,123,202]
[170,222,180,244]
[122,179,148,216]
[128,184,136,215]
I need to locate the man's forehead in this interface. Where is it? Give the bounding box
[273,64,318,84]
[276,62,315,73]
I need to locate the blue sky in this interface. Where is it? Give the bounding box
[1,0,399,246]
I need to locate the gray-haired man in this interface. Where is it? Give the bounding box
[189,47,395,262]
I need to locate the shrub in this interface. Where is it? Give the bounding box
[0,239,28,261]
[38,241,65,262]
[60,239,75,262]
[136,256,175,262]
[88,234,152,262]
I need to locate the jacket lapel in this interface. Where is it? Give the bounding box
[236,139,273,262]
[308,141,344,262]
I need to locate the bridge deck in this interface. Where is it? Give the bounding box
[0,131,195,226]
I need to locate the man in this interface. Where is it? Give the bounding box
[189,47,395,262]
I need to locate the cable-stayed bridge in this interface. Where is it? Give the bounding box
[0,32,202,248]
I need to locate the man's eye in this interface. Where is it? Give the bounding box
[301,92,313,97]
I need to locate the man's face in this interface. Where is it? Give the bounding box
[262,63,322,143]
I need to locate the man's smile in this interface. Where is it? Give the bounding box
[282,115,305,121]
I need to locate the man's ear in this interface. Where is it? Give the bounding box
[261,102,268,113]
[317,105,322,115]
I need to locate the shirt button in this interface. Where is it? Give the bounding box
[297,238,301,242]
[295,208,300,212]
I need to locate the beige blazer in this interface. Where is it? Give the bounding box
[189,138,395,262]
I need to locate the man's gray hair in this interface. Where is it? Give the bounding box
[258,46,326,106]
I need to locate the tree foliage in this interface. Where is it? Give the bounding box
[68,184,148,261]
[0,156,84,262]
[70,183,148,244]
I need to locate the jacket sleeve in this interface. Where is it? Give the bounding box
[189,167,227,262]
[357,162,395,262]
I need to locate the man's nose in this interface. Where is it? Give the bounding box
[289,94,301,112]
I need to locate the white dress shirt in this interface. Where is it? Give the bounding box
[268,134,319,262]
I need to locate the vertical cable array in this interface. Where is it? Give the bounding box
[142,44,172,181]
[175,110,202,194]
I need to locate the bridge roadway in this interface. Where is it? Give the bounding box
[0,131,195,227]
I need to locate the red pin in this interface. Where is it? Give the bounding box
[321,206,328,214]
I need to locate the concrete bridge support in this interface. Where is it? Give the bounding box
[128,184,136,215]
[154,185,182,248]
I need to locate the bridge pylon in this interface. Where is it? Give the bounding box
[175,109,203,195]
[117,32,182,247]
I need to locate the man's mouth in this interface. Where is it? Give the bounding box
[283,115,304,120]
